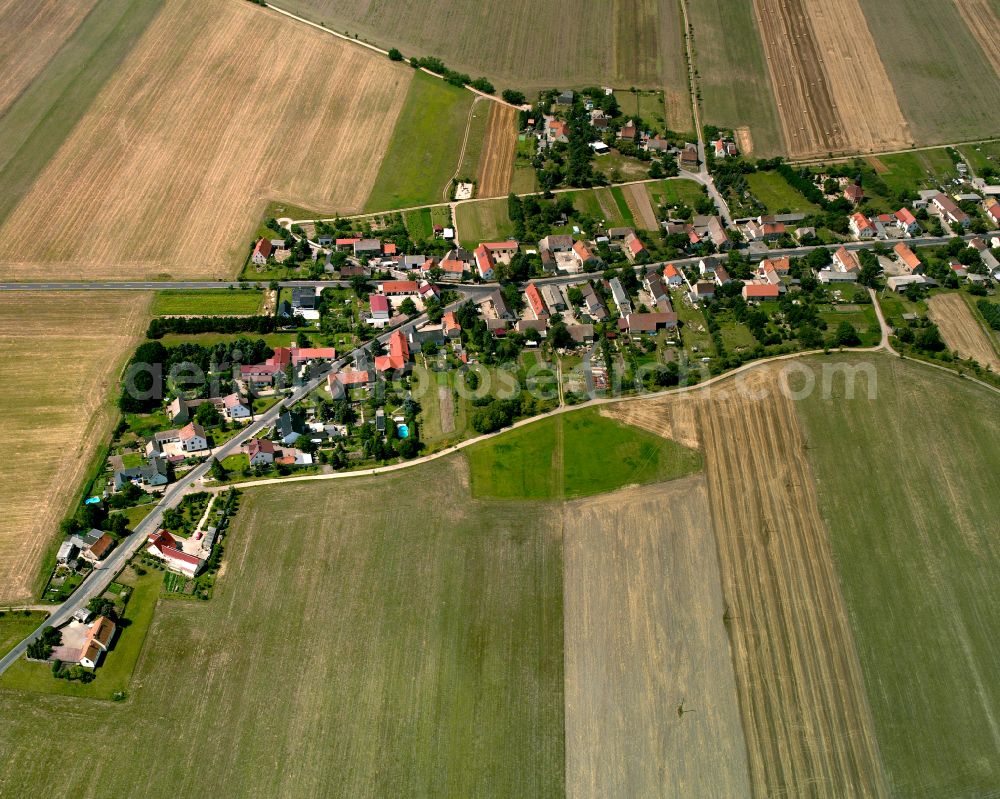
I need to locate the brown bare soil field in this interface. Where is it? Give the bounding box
[954,0,1000,80]
[0,0,98,118]
[0,0,411,281]
[697,369,889,797]
[563,476,751,798]
[867,156,888,174]
[476,103,517,198]
[624,183,659,231]
[752,0,909,158]
[928,293,1000,372]
[0,292,150,602]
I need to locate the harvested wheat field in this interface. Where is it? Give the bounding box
[953,0,1000,81]
[0,0,98,118]
[928,293,1000,372]
[697,368,889,797]
[0,292,149,602]
[752,0,910,158]
[623,182,659,231]
[599,396,699,449]
[0,0,411,281]
[476,103,517,198]
[563,476,751,798]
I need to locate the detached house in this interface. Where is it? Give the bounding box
[525,283,549,320]
[147,530,203,579]
[893,243,924,274]
[932,193,970,227]
[374,329,410,373]
[251,238,272,266]
[474,245,496,281]
[572,239,599,268]
[662,263,683,286]
[849,212,876,239]
[623,233,647,263]
[78,616,116,669]
[247,438,275,467]
[894,207,920,236]
[832,246,861,273]
[223,393,252,420]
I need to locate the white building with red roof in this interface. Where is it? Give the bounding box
[474,245,496,281]
[178,423,208,453]
[251,238,272,266]
[147,530,203,579]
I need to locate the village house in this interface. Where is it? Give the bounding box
[850,212,876,239]
[931,193,970,227]
[353,239,383,258]
[580,283,609,321]
[223,392,252,420]
[525,283,549,320]
[78,616,116,669]
[567,323,595,344]
[374,329,410,373]
[515,318,548,336]
[368,294,391,327]
[474,244,496,281]
[113,457,168,491]
[378,280,419,296]
[484,289,515,321]
[712,138,738,158]
[843,183,864,205]
[623,232,647,263]
[644,273,671,311]
[662,263,683,286]
[251,238,272,266]
[546,117,568,144]
[832,246,861,273]
[618,312,678,336]
[572,239,599,268]
[442,311,462,338]
[80,533,115,564]
[327,368,372,398]
[759,256,790,287]
[146,530,203,578]
[680,144,699,168]
[538,233,575,253]
[707,216,731,250]
[894,207,921,236]
[540,284,565,312]
[247,438,276,467]
[608,277,633,316]
[894,243,924,274]
[742,282,781,301]
[744,218,785,242]
[335,237,360,251]
[691,280,715,303]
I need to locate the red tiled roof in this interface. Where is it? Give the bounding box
[370,294,389,313]
[380,280,418,294]
[253,238,272,259]
[743,283,780,298]
[525,283,547,316]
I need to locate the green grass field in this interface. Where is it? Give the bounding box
[875,149,959,195]
[688,0,784,156]
[465,407,701,500]
[0,569,159,700]
[0,612,48,658]
[0,462,564,796]
[746,171,819,214]
[956,140,1000,175]
[404,208,433,239]
[365,72,473,211]
[797,354,1000,797]
[456,198,515,247]
[457,100,490,182]
[150,290,263,316]
[0,0,161,227]
[608,187,636,227]
[617,89,667,133]
[646,178,707,211]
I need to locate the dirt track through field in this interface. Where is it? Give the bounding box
[563,476,751,798]
[697,371,889,797]
[476,103,517,198]
[0,0,98,118]
[928,292,1000,372]
[953,0,1000,81]
[0,292,150,602]
[0,0,411,281]
[752,0,910,158]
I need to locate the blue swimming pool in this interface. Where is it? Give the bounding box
[397,423,409,439]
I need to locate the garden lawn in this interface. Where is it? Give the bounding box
[456,198,515,247]
[746,171,819,214]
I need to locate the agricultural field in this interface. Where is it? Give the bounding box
[465,407,701,500]
[0,0,98,118]
[615,89,668,134]
[0,292,150,603]
[646,178,707,212]
[365,71,473,210]
[957,140,1000,175]
[751,0,910,159]
[0,0,412,281]
[952,0,1000,82]
[745,170,820,214]
[798,354,1000,796]
[871,149,959,195]
[622,183,658,230]
[697,366,888,797]
[0,0,163,228]
[857,0,1000,146]
[150,290,264,316]
[454,99,491,183]
[476,103,517,198]
[0,460,565,797]
[687,0,784,156]
[277,0,688,104]
[563,475,751,798]
[927,292,1000,371]
[456,199,516,247]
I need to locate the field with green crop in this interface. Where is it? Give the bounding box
[150,289,263,316]
[646,178,707,211]
[746,171,820,214]
[365,72,475,211]
[465,407,701,500]
[0,460,564,796]
[456,198,515,247]
[873,149,959,195]
[688,0,783,156]
[797,354,1000,797]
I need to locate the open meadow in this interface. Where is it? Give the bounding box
[798,354,1000,796]
[563,475,751,798]
[0,0,412,281]
[150,289,264,317]
[0,458,565,797]
[0,292,150,603]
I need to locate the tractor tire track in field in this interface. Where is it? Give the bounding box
[697,375,889,798]
[476,102,517,198]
